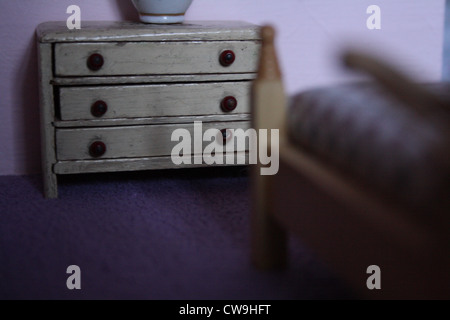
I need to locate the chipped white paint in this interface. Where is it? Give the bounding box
[53,114,251,128]
[52,73,256,86]
[36,21,260,43]
[53,152,249,175]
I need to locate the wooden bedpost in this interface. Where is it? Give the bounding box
[251,26,288,269]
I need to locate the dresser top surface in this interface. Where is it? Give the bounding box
[37,21,261,43]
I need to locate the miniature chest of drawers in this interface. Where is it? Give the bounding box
[37,21,260,198]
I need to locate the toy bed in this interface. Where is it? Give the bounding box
[250,26,450,299]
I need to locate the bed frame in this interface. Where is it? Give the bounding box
[250,26,450,299]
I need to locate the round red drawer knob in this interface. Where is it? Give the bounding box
[87,53,104,71]
[221,96,238,112]
[89,141,106,158]
[91,100,108,117]
[219,50,235,67]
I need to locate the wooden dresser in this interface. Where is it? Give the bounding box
[36,21,260,198]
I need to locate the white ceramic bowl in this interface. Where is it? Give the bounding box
[131,0,194,24]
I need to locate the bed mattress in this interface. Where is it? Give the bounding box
[287,82,450,210]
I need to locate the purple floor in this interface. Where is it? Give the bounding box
[0,167,354,300]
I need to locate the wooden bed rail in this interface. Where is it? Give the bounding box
[251,25,288,269]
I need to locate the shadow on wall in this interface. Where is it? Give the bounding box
[16,35,40,176]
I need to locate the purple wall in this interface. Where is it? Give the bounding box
[0,0,444,175]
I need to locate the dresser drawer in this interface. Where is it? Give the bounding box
[56,121,251,160]
[59,82,251,121]
[54,41,260,77]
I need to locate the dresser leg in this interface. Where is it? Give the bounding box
[42,171,58,199]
